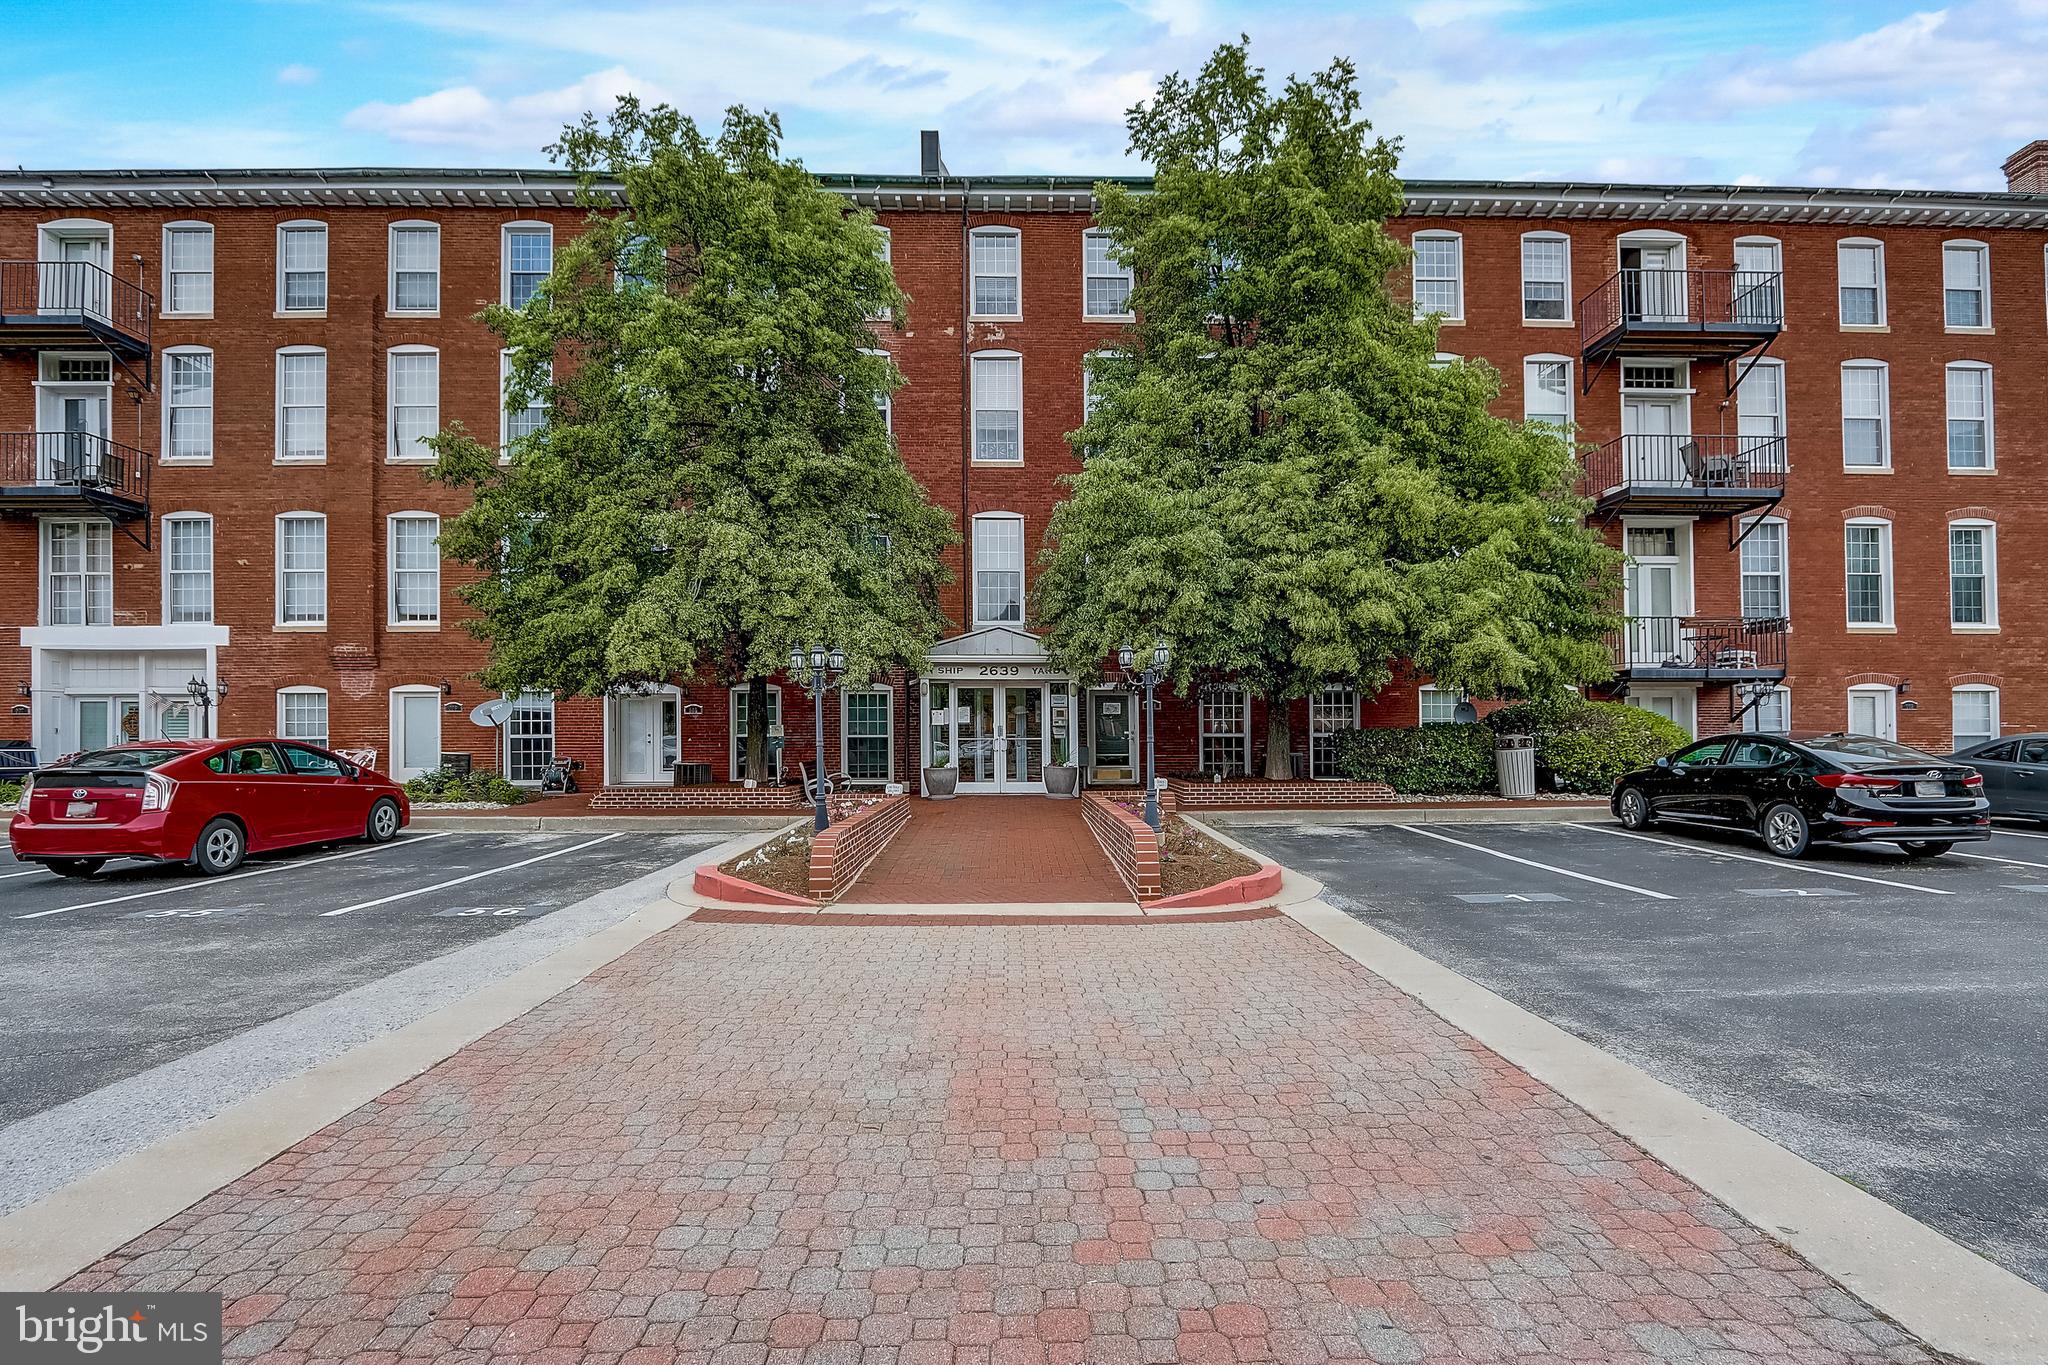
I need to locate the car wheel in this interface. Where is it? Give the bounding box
[47,858,105,879]
[192,818,246,876]
[1761,803,1811,858]
[1901,841,1955,859]
[365,798,402,844]
[1617,787,1655,831]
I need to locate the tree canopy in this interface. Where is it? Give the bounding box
[427,99,955,776]
[1037,41,1622,775]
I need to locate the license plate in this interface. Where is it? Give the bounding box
[65,800,97,818]
[1914,780,1944,797]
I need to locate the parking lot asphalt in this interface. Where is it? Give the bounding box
[0,830,722,1130]
[1232,815,2048,1291]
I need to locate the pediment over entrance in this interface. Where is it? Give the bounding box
[925,626,1050,665]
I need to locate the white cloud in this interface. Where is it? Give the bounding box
[277,63,320,86]
[344,66,667,153]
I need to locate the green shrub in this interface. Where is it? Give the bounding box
[1331,723,1496,793]
[402,766,528,805]
[1487,699,1688,793]
[0,779,20,807]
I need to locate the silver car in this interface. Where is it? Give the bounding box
[1950,733,2048,822]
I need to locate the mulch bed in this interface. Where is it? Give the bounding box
[716,794,890,899]
[1158,817,1263,897]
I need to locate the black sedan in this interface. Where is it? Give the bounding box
[1612,732,1990,858]
[1950,733,2048,823]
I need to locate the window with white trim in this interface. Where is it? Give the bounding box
[1736,358,1786,470]
[389,221,440,312]
[1520,233,1568,321]
[970,227,1020,317]
[1836,239,1883,325]
[1744,685,1791,734]
[1418,685,1464,725]
[1083,230,1133,317]
[164,348,213,461]
[506,692,556,784]
[842,689,893,783]
[1739,518,1787,620]
[388,513,441,625]
[1199,687,1251,776]
[1522,357,1571,429]
[503,223,552,308]
[1840,361,1889,468]
[277,347,327,461]
[162,223,213,314]
[1844,519,1892,626]
[1412,232,1463,319]
[277,221,327,311]
[971,352,1022,462]
[387,347,439,460]
[501,350,548,451]
[972,513,1025,625]
[1949,521,1996,627]
[164,513,213,624]
[1942,241,1989,328]
[1945,362,1992,469]
[277,688,329,747]
[276,513,327,626]
[870,226,892,319]
[1953,685,1999,749]
[1733,238,1784,323]
[43,519,111,626]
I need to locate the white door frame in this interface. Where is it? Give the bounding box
[922,677,1056,794]
[1847,685,1898,741]
[612,690,680,786]
[388,684,444,780]
[1630,688,1698,739]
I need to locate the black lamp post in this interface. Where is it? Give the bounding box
[185,674,227,739]
[1118,641,1171,832]
[790,645,847,832]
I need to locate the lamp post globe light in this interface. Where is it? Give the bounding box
[792,645,846,833]
[1120,640,1172,833]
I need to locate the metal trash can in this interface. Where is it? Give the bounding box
[1494,734,1537,798]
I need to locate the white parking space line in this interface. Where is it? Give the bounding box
[14,833,456,920]
[1950,850,2048,871]
[1,869,50,881]
[320,833,625,917]
[1576,825,1953,895]
[1395,824,1677,900]
[1990,826,2048,841]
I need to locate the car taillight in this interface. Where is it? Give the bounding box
[142,773,175,811]
[1963,772,1984,789]
[1815,773,1901,791]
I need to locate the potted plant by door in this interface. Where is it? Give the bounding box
[923,746,958,799]
[1044,735,1079,799]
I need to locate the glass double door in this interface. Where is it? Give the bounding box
[939,683,1045,792]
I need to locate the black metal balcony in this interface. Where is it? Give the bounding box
[0,432,150,520]
[1580,268,1782,364]
[1609,615,1788,682]
[1579,433,1786,517]
[0,260,153,359]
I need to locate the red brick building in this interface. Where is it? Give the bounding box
[5,143,2047,797]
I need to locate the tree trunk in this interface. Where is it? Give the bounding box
[745,676,771,781]
[1263,695,1294,780]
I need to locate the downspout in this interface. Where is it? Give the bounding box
[958,178,973,630]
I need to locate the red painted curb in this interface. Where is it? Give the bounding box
[1150,861,1284,910]
[692,865,816,907]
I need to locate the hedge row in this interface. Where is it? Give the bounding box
[1330,700,1689,795]
[402,766,530,805]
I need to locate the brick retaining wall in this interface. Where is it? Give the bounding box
[1166,777,1397,808]
[808,795,913,901]
[590,784,810,811]
[1081,794,1162,902]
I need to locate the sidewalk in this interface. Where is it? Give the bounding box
[842,798,1126,904]
[58,912,1930,1364]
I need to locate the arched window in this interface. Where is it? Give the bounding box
[387,512,441,626]
[161,512,214,625]
[970,227,1021,317]
[277,220,328,312]
[502,220,553,307]
[1945,361,1993,470]
[1411,230,1463,320]
[971,512,1025,625]
[387,345,440,461]
[1948,519,1997,628]
[277,346,327,462]
[388,220,441,313]
[161,221,213,315]
[1941,239,1990,328]
[277,686,330,747]
[162,345,214,462]
[275,512,327,627]
[1519,231,1569,322]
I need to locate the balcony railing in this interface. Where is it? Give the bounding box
[1580,267,1783,358]
[0,431,150,512]
[1611,615,1788,679]
[1579,433,1787,513]
[0,259,154,354]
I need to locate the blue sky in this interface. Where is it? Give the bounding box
[7,0,2047,189]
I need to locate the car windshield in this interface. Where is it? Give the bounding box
[1804,736,1939,765]
[54,747,184,771]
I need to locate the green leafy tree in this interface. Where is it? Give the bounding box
[428,99,955,779]
[1038,41,1622,778]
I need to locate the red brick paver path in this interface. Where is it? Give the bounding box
[66,918,1932,1364]
[842,798,1127,904]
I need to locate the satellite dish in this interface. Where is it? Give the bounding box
[469,698,515,728]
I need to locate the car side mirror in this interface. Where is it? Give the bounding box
[1655,757,1672,769]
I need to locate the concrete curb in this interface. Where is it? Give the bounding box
[412,812,794,833]
[1282,895,2048,1365]
[0,829,766,1293]
[1202,803,1607,828]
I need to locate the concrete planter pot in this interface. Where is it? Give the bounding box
[922,765,958,800]
[1044,764,1080,799]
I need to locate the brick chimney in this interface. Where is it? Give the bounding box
[2003,140,2048,192]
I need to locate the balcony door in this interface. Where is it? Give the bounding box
[36,382,109,483]
[1625,526,1684,666]
[1622,394,1685,484]
[40,230,111,318]
[1621,242,1686,322]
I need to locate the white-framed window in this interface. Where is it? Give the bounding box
[1945,362,1992,470]
[501,350,548,451]
[970,227,1021,317]
[1429,352,1459,369]
[1942,240,1990,328]
[1083,230,1134,318]
[505,691,556,784]
[163,512,214,625]
[1847,684,1897,741]
[276,512,327,626]
[277,221,328,312]
[1520,232,1569,322]
[1736,358,1786,469]
[42,518,112,626]
[1412,231,1463,320]
[1418,684,1464,725]
[871,225,892,320]
[388,513,441,626]
[277,687,329,747]
[163,347,214,461]
[161,222,213,315]
[1844,518,1893,627]
[387,346,439,460]
[1836,238,1884,326]
[1198,687,1251,776]
[1732,237,1784,323]
[972,512,1025,626]
[1953,685,2000,749]
[842,688,893,783]
[1840,360,1890,469]
[1948,520,1997,627]
[276,346,327,462]
[1522,356,1572,429]
[1739,517,1788,620]
[1744,685,1791,734]
[502,222,552,308]
[388,220,440,313]
[729,686,781,781]
[971,351,1022,463]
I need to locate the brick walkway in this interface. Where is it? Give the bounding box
[842,798,1127,904]
[65,917,1931,1364]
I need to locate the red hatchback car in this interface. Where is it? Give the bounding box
[8,739,411,878]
